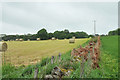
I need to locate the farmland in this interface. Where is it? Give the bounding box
[2,36,119,78]
[4,38,89,66]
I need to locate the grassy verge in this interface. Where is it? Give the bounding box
[99,36,118,78]
[83,36,118,78]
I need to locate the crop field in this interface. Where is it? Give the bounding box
[3,38,89,66]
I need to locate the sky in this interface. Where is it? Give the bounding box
[0,1,118,35]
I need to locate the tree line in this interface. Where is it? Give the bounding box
[2,28,89,41]
[108,28,120,35]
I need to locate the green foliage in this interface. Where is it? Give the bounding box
[2,34,37,41]
[2,64,16,76]
[54,31,65,39]
[61,51,71,61]
[39,57,51,67]
[21,65,35,77]
[88,35,94,38]
[101,36,118,58]
[108,28,120,35]
[37,28,48,40]
[2,64,23,78]
[2,29,88,41]
[48,33,54,39]
[70,63,81,78]
[99,36,118,78]
[42,63,58,75]
[81,39,90,47]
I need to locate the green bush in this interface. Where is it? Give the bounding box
[39,57,51,67]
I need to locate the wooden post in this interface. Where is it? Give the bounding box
[54,56,57,63]
[4,51,5,64]
[59,53,61,62]
[2,52,4,65]
[34,68,39,79]
[51,56,54,64]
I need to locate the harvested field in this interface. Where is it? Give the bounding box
[4,38,89,66]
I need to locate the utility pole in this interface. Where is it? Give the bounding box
[93,20,96,36]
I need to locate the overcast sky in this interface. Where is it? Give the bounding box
[0,1,118,35]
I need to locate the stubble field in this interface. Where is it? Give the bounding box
[3,38,89,66]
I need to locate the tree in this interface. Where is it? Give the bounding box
[48,33,54,39]
[88,35,94,38]
[63,29,69,34]
[74,31,88,38]
[53,31,60,39]
[2,28,89,41]
[37,28,48,40]
[118,28,120,35]
[108,28,119,35]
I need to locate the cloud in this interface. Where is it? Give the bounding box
[1,22,36,35]
[1,2,118,35]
